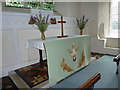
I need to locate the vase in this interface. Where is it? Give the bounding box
[80,30,83,35]
[41,32,45,40]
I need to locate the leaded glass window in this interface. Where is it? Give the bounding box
[110,0,120,37]
[111,0,119,29]
[5,0,54,10]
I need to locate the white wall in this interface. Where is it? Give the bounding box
[105,38,120,48]
[54,2,99,36]
[54,2,119,55]
[54,2,110,37]
[98,2,110,37]
[80,2,119,54]
[54,2,81,17]
[0,1,2,78]
[2,11,78,77]
[80,2,98,36]
[91,37,120,55]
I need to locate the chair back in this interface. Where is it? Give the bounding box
[78,72,101,89]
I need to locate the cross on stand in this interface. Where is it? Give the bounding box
[57,16,68,38]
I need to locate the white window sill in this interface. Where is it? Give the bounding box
[104,46,120,50]
[105,36,120,39]
[105,29,120,38]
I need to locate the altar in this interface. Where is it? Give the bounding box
[26,35,91,85]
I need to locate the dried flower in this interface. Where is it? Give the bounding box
[29,13,50,33]
[76,15,89,30]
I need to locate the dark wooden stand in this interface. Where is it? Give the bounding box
[113,54,120,74]
[39,49,47,67]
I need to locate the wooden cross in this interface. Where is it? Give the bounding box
[57,16,68,38]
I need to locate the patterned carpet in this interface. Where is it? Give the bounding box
[1,76,18,89]
[1,52,105,89]
[15,61,48,88]
[91,52,105,59]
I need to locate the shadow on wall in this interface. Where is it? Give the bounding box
[85,20,98,36]
[97,23,105,39]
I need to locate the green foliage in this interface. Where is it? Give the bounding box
[76,15,89,31]
[6,1,54,10]
[36,22,48,32]
[32,14,49,33]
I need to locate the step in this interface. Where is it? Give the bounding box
[8,71,49,88]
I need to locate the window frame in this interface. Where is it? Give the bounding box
[109,0,119,38]
[5,1,54,11]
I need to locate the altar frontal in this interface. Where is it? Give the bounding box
[44,35,91,84]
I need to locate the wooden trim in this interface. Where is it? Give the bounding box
[78,72,101,89]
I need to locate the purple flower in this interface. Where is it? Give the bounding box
[82,15,85,21]
[39,13,42,21]
[85,19,89,23]
[36,15,40,22]
[76,15,89,30]
[46,15,49,24]
[32,16,36,22]
[76,18,79,25]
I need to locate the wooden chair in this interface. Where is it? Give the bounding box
[113,54,120,74]
[78,72,101,90]
[113,54,120,89]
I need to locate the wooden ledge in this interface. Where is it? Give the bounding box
[78,72,101,89]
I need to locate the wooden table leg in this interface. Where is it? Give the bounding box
[39,49,44,64]
[39,49,44,67]
[39,49,47,67]
[116,61,119,74]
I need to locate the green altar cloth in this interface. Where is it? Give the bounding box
[44,35,91,84]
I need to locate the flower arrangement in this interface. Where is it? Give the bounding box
[29,13,49,40]
[76,15,89,35]
[32,14,49,32]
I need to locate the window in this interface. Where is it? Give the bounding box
[110,0,120,38]
[5,0,54,10]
